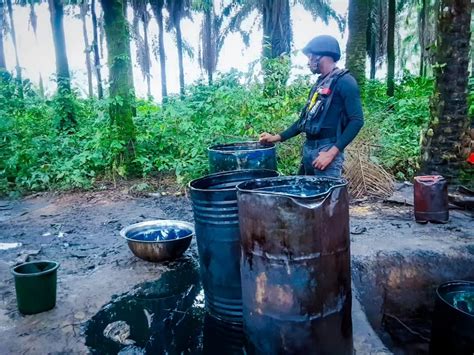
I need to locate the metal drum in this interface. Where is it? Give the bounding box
[236,176,353,354]
[189,169,279,324]
[208,141,277,173]
[430,281,474,355]
[414,175,449,223]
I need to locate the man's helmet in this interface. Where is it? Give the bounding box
[302,35,341,61]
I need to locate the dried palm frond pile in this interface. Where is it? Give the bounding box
[343,141,394,199]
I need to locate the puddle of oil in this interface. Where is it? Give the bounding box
[84,258,244,354]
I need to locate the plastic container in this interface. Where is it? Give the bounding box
[414,175,449,223]
[11,260,60,315]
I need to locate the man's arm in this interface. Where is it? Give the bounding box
[260,118,302,143]
[334,75,364,151]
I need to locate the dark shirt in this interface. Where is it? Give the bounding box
[279,72,364,151]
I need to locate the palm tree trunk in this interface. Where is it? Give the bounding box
[6,0,22,88]
[80,2,94,98]
[0,1,6,70]
[346,0,369,87]
[261,0,291,94]
[39,74,45,98]
[100,0,138,174]
[261,0,291,59]
[176,21,185,96]
[421,0,471,182]
[91,0,103,98]
[386,0,395,97]
[29,2,38,36]
[48,0,71,93]
[369,32,376,79]
[203,6,213,84]
[150,0,167,100]
[143,18,151,97]
[419,0,427,77]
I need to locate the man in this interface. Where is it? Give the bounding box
[259,35,364,178]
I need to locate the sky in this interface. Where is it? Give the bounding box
[2,1,350,100]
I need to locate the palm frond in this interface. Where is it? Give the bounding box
[28,1,37,35]
[131,0,151,81]
[344,142,395,199]
[366,0,387,66]
[297,0,344,32]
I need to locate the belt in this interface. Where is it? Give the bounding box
[305,137,337,148]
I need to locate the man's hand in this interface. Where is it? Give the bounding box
[313,146,339,170]
[259,132,281,143]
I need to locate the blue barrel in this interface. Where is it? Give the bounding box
[189,169,279,323]
[208,141,277,173]
[236,176,352,354]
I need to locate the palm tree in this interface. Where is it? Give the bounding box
[91,0,103,98]
[386,0,395,96]
[150,0,167,100]
[0,0,6,70]
[421,0,471,181]
[99,0,137,174]
[80,0,93,98]
[166,0,191,96]
[28,0,38,35]
[132,0,152,97]
[346,0,369,87]
[366,0,387,80]
[197,0,216,84]
[227,0,340,92]
[228,0,341,60]
[194,0,238,84]
[47,0,71,93]
[261,0,291,60]
[6,0,21,84]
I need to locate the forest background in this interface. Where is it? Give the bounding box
[0,0,472,196]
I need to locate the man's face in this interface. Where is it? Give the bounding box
[308,53,322,74]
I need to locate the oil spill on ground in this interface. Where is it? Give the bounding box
[84,258,244,354]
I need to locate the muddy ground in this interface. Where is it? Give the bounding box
[0,183,472,354]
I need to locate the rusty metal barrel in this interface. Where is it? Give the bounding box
[414,175,449,223]
[236,176,353,354]
[189,169,279,324]
[208,141,277,173]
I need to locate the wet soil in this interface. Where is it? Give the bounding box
[0,184,472,354]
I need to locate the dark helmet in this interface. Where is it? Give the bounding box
[302,35,341,61]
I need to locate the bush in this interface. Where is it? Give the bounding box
[363,75,433,180]
[0,68,439,195]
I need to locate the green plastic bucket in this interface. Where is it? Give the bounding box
[11,260,60,315]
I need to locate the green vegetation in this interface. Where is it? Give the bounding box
[1,67,447,196]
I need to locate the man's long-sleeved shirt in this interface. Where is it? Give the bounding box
[279,72,364,151]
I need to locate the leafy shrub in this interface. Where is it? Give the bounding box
[0,68,439,194]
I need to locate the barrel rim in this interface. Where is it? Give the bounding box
[188,169,279,193]
[11,260,60,278]
[120,220,194,244]
[208,141,275,153]
[436,280,474,318]
[236,176,348,199]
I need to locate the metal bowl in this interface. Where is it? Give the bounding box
[120,220,194,262]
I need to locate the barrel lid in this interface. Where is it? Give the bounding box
[208,141,275,153]
[236,176,347,199]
